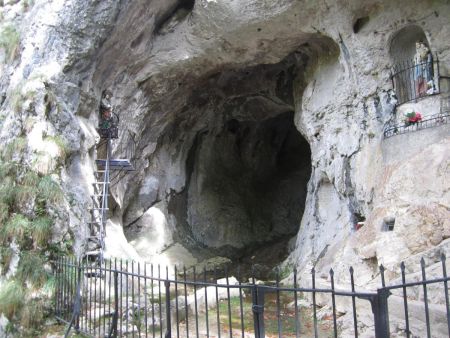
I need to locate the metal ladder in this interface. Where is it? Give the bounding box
[86,137,112,266]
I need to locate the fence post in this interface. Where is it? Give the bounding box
[371,288,391,338]
[165,280,171,338]
[252,286,265,338]
[108,271,119,338]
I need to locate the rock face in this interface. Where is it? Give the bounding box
[0,0,449,305]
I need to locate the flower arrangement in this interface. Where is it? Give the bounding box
[404,111,422,125]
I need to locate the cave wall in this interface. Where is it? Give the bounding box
[0,0,449,290]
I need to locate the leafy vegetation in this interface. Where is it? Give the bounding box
[16,252,49,288]
[0,280,25,319]
[0,135,72,334]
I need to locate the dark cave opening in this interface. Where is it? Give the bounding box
[185,111,311,270]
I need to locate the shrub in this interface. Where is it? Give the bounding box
[0,280,25,319]
[20,298,44,330]
[30,216,52,246]
[0,176,15,205]
[15,184,38,205]
[0,246,13,272]
[16,252,48,288]
[2,213,30,242]
[37,175,63,203]
[0,202,8,224]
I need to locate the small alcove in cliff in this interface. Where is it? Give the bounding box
[390,25,429,63]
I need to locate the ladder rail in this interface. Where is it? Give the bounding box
[98,136,111,265]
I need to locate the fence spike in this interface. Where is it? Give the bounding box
[442,253,446,262]
[421,257,426,268]
[400,261,405,271]
[349,266,354,275]
[329,268,334,277]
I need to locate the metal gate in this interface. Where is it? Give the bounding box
[55,255,450,337]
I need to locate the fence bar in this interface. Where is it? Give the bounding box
[137,262,141,337]
[214,266,221,338]
[312,267,318,338]
[165,279,171,338]
[225,267,232,338]
[204,267,210,338]
[144,263,149,338]
[421,258,431,338]
[330,269,338,338]
[400,262,410,337]
[441,254,450,336]
[183,266,188,338]
[238,266,245,338]
[125,260,129,336]
[110,270,119,338]
[372,266,390,338]
[193,266,199,338]
[293,268,300,338]
[174,266,179,338]
[152,264,156,338]
[120,259,124,337]
[350,267,358,337]
[276,268,282,338]
[158,265,162,338]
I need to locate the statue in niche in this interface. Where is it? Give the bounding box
[99,89,113,130]
[414,41,434,97]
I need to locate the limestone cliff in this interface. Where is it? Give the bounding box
[0,0,449,334]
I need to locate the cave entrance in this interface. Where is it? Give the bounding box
[186,110,311,271]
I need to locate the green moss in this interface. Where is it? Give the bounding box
[0,280,25,320]
[0,24,20,62]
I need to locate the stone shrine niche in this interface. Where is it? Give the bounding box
[389,25,429,64]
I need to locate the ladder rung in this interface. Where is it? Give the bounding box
[85,250,100,256]
[92,182,110,185]
[89,208,109,211]
[92,194,109,197]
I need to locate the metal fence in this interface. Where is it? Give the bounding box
[391,55,440,105]
[55,254,450,337]
[383,112,450,138]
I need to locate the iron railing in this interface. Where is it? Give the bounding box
[391,54,440,106]
[383,112,450,138]
[55,254,450,337]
